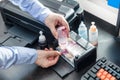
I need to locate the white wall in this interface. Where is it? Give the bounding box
[76,0,118,26]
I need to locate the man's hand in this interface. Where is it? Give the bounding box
[45,13,70,39]
[35,49,60,68]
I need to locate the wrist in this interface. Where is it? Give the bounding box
[35,50,39,65]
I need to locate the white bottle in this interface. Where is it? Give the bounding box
[89,22,98,46]
[38,31,47,49]
[78,21,87,40]
[57,26,68,49]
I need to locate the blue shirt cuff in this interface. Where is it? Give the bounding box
[0,46,37,69]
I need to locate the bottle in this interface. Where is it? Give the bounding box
[57,26,68,49]
[78,21,87,40]
[89,22,98,46]
[38,31,47,49]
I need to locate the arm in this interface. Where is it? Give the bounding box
[0,47,60,69]
[0,46,37,69]
[9,0,69,39]
[8,0,52,23]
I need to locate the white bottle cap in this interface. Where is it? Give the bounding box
[39,31,46,43]
[80,21,85,26]
[81,21,84,24]
[91,22,95,25]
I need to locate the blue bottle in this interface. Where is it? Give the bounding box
[78,21,87,40]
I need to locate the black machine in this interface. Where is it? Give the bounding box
[0,0,97,78]
[0,0,82,46]
[53,31,96,77]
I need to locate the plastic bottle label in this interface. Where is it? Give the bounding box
[78,29,87,40]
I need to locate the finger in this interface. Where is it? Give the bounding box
[47,56,59,66]
[49,48,53,51]
[48,57,54,60]
[62,20,70,32]
[48,48,54,60]
[49,25,58,39]
[62,23,69,37]
[48,51,60,56]
[58,17,70,37]
[45,48,49,51]
[59,16,70,32]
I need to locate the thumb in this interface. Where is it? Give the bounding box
[47,51,60,57]
[50,26,58,39]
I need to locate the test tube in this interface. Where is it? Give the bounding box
[57,26,68,49]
